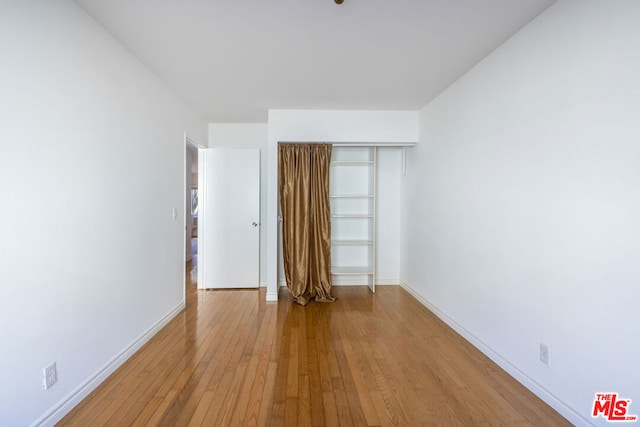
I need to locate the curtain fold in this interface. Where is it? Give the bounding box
[279,144,335,305]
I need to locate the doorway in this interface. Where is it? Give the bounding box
[185,139,199,288]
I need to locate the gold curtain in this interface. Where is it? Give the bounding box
[279,144,335,305]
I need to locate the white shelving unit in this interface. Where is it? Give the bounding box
[329,146,376,293]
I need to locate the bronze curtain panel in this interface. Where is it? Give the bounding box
[278,144,335,305]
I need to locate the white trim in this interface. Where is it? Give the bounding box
[266,291,278,301]
[333,281,370,286]
[183,136,189,300]
[371,147,377,293]
[401,146,407,176]
[332,276,370,286]
[185,133,205,150]
[329,278,399,286]
[375,278,399,286]
[278,277,399,286]
[32,302,185,427]
[197,147,206,289]
[184,133,204,295]
[398,281,591,427]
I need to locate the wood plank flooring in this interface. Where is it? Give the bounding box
[58,264,571,426]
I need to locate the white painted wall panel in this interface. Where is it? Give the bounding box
[376,148,402,284]
[0,2,206,425]
[400,1,640,425]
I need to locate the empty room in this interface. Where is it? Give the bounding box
[1,1,638,426]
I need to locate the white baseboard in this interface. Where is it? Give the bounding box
[266,291,278,301]
[331,277,368,286]
[331,277,399,286]
[375,278,399,286]
[32,301,186,427]
[398,281,591,427]
[277,278,400,286]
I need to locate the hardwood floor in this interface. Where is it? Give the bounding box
[58,263,570,426]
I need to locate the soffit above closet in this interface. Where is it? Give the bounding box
[75,0,556,123]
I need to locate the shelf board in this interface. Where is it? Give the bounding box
[331,161,374,165]
[331,266,374,275]
[331,240,373,246]
[330,194,373,199]
[332,215,373,219]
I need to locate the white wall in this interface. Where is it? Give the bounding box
[0,1,206,425]
[376,147,402,284]
[267,110,418,300]
[400,1,640,425]
[208,123,268,284]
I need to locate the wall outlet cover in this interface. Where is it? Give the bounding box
[43,362,57,390]
[539,343,550,366]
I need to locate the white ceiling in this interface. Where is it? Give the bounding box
[75,0,556,123]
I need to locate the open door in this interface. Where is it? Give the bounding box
[199,148,260,289]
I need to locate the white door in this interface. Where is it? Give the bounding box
[199,148,260,289]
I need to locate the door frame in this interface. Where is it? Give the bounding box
[197,142,207,289]
[184,133,204,299]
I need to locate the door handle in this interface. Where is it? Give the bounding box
[252,222,258,227]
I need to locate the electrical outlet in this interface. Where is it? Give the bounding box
[539,343,550,366]
[43,362,57,390]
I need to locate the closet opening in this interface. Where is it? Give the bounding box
[277,141,415,296]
